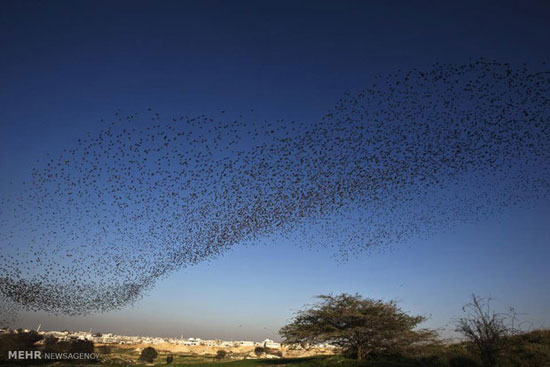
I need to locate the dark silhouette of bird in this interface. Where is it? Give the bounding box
[0,59,549,320]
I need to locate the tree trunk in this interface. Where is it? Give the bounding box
[356,344,368,360]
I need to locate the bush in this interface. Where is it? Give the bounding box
[139,346,158,363]
[216,350,228,359]
[502,329,550,367]
[254,346,265,356]
[455,295,515,367]
[166,354,174,364]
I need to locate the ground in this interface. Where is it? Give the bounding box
[96,346,345,367]
[50,355,415,367]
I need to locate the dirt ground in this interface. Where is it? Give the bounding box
[111,343,337,358]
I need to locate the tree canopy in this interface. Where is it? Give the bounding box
[139,346,158,363]
[280,293,437,360]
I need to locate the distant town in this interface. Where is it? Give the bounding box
[0,327,335,349]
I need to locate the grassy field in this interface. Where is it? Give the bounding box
[146,355,417,367]
[52,355,421,367]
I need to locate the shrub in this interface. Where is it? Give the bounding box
[139,346,158,363]
[166,354,174,364]
[455,295,516,367]
[502,329,550,367]
[215,350,228,359]
[254,346,265,356]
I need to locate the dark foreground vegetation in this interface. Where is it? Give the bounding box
[0,329,97,365]
[1,328,548,367]
[279,294,550,367]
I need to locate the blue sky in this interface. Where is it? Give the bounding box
[16,202,550,341]
[2,0,550,340]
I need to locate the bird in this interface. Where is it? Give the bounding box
[0,58,549,319]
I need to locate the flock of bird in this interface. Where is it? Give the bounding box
[0,59,549,322]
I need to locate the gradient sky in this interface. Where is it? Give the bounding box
[1,0,550,341]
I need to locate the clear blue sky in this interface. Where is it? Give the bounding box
[1,0,550,341]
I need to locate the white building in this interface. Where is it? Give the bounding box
[262,339,281,348]
[236,340,254,347]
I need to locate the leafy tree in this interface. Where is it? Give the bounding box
[455,294,518,367]
[279,293,436,360]
[139,346,158,363]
